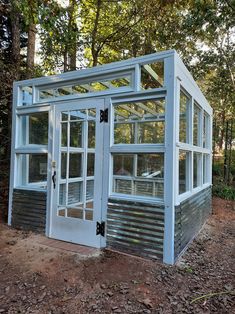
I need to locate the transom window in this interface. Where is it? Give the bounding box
[113,99,165,145]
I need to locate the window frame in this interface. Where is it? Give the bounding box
[109,95,166,204]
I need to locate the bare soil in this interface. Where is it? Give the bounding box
[0,197,234,314]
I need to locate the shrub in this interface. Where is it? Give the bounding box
[212,182,235,200]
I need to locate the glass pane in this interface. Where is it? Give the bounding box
[61,123,67,147]
[67,207,83,219]
[61,112,69,121]
[21,86,32,106]
[59,184,66,206]
[114,99,165,144]
[68,182,83,205]
[114,123,134,144]
[141,62,164,89]
[70,109,86,121]
[70,121,83,147]
[58,208,65,217]
[179,91,190,143]
[193,103,201,146]
[19,112,48,145]
[39,89,54,100]
[29,154,47,183]
[203,154,209,184]
[69,153,82,178]
[88,121,95,148]
[38,75,131,101]
[17,154,47,189]
[87,154,95,176]
[112,153,164,199]
[138,121,164,143]
[193,152,201,188]
[179,151,190,194]
[203,112,209,148]
[85,209,93,220]
[137,154,164,177]
[86,180,94,201]
[114,179,132,195]
[61,152,67,179]
[113,154,134,176]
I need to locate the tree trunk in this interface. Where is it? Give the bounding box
[26,23,36,78]
[68,0,78,71]
[11,0,21,76]
[91,0,102,66]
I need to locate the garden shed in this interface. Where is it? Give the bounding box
[8,50,212,264]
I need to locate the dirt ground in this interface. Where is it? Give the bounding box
[0,197,234,314]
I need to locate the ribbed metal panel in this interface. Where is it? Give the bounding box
[11,189,47,232]
[174,187,212,260]
[107,199,164,260]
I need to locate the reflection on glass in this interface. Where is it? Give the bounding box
[141,62,164,89]
[22,86,33,106]
[61,152,67,179]
[203,113,209,148]
[114,123,134,144]
[179,91,190,143]
[28,154,47,183]
[179,151,189,194]
[61,123,67,147]
[114,99,165,144]
[112,153,164,199]
[70,121,83,147]
[193,103,201,146]
[69,153,82,178]
[87,154,94,176]
[113,154,134,176]
[70,110,86,121]
[68,182,83,205]
[138,121,164,143]
[85,209,93,220]
[86,180,94,201]
[193,152,201,188]
[203,154,209,184]
[67,207,83,219]
[88,121,95,148]
[61,112,69,121]
[59,184,66,206]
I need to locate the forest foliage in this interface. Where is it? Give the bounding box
[0,0,234,217]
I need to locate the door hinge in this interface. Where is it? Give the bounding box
[100,108,108,123]
[96,221,105,236]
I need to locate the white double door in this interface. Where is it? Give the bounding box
[49,98,106,248]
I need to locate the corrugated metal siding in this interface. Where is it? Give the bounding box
[11,189,47,232]
[174,187,212,260]
[107,199,164,260]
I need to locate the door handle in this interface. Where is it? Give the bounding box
[52,171,56,189]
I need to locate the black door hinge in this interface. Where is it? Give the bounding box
[96,221,105,236]
[100,108,108,123]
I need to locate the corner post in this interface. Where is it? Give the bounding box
[163,54,177,264]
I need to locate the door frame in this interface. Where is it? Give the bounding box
[47,97,109,248]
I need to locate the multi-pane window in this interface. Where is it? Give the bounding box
[179,91,190,143]
[114,99,165,144]
[112,153,164,199]
[16,111,49,190]
[112,98,165,200]
[38,74,132,101]
[18,112,48,146]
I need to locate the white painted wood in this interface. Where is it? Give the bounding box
[49,99,105,248]
[163,55,176,265]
